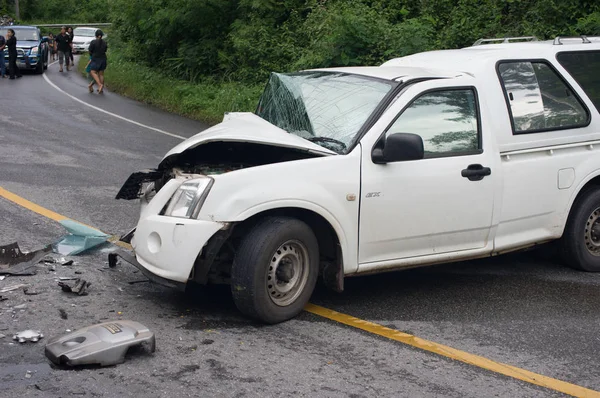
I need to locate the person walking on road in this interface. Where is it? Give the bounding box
[0,33,6,79]
[55,26,71,72]
[88,29,107,93]
[67,26,74,64]
[48,32,56,61]
[6,29,22,80]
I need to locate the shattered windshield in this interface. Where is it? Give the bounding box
[256,72,394,154]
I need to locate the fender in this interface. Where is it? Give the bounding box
[225,199,356,275]
[560,168,600,234]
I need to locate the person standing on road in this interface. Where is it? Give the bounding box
[47,32,56,61]
[88,29,107,94]
[0,33,6,79]
[6,29,22,80]
[67,26,74,65]
[55,26,71,72]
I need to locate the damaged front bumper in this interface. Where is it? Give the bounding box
[116,176,226,288]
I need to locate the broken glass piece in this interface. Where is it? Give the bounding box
[0,242,52,276]
[45,321,155,367]
[53,220,109,256]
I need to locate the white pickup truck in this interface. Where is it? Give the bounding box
[114,36,600,323]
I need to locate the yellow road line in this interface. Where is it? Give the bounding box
[0,187,69,223]
[0,186,130,249]
[305,304,600,398]
[1,186,598,397]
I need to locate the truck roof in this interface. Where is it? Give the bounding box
[311,36,600,82]
[382,36,600,77]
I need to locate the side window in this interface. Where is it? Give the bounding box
[557,51,600,113]
[498,61,589,134]
[386,89,480,157]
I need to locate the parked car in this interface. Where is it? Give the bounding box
[72,27,106,54]
[0,25,48,74]
[113,36,600,324]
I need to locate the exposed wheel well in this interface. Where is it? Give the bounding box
[572,176,600,208]
[194,208,344,292]
[563,175,600,232]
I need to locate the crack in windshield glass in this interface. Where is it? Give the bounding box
[256,72,393,154]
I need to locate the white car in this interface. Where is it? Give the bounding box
[72,27,105,53]
[114,36,600,324]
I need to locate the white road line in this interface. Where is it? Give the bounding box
[42,67,186,141]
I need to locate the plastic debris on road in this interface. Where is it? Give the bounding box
[0,283,29,293]
[58,279,91,296]
[45,320,155,367]
[0,242,52,276]
[53,220,109,256]
[13,330,44,343]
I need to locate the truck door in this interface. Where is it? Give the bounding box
[359,79,497,264]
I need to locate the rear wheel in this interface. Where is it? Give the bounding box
[231,217,319,324]
[559,188,600,271]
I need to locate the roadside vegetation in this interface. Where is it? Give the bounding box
[8,0,600,124]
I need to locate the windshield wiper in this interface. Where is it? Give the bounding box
[307,137,347,153]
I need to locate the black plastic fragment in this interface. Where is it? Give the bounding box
[115,169,163,200]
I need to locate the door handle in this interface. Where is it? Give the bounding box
[461,164,491,181]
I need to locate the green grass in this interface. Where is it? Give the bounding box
[78,51,262,125]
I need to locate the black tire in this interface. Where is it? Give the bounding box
[559,188,600,271]
[35,60,43,74]
[231,217,319,324]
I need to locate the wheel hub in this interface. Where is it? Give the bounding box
[584,207,600,256]
[266,240,310,307]
[276,260,295,283]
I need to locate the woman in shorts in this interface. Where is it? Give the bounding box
[88,30,108,94]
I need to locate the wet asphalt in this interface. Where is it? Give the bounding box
[0,60,599,397]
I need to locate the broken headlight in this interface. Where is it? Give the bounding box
[164,178,213,219]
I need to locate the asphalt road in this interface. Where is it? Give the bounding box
[1,60,599,397]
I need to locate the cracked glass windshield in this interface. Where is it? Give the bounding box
[256,72,394,154]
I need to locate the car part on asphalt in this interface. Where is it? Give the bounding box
[45,321,156,367]
[0,283,29,293]
[0,242,52,276]
[13,330,44,343]
[58,279,91,296]
[53,220,109,256]
[23,287,40,295]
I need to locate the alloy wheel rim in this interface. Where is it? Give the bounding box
[266,240,310,307]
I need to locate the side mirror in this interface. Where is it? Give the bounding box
[41,37,48,43]
[372,133,424,164]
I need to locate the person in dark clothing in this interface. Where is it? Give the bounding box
[6,29,22,80]
[0,33,6,78]
[88,29,107,93]
[67,26,74,64]
[55,26,71,72]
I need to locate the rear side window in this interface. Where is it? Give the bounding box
[498,61,589,134]
[557,51,600,113]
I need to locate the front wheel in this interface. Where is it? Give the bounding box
[559,188,600,271]
[231,217,319,324]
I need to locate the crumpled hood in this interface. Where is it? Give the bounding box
[163,112,336,161]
